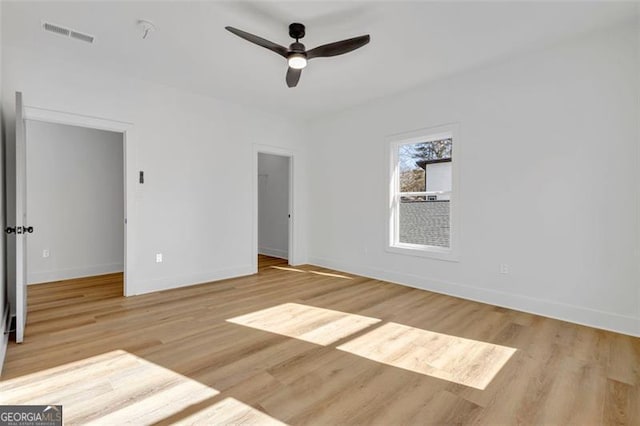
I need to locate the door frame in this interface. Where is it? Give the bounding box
[252,144,295,272]
[22,105,136,296]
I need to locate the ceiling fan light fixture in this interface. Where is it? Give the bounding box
[288,53,307,70]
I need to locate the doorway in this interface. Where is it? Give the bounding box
[255,150,293,269]
[25,121,125,293]
[6,96,135,343]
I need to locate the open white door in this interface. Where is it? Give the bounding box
[6,92,29,343]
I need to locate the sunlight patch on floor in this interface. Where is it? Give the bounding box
[0,350,220,424]
[227,303,381,345]
[270,266,306,273]
[270,266,352,279]
[337,322,516,390]
[307,270,353,279]
[173,397,286,425]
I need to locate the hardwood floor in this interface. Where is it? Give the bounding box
[1,255,638,425]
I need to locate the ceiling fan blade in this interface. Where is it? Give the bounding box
[225,26,288,58]
[306,35,370,60]
[286,67,302,88]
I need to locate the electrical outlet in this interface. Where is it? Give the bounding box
[43,249,50,258]
[156,253,163,263]
[499,263,509,274]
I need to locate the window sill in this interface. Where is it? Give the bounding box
[386,244,459,262]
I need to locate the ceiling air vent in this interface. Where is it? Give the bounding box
[43,22,70,37]
[42,21,94,44]
[70,31,94,44]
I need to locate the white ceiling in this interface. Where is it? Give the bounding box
[2,1,637,118]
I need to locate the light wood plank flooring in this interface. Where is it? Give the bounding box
[1,255,639,425]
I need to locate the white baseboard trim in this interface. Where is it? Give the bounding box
[308,256,640,337]
[28,263,125,285]
[259,247,288,260]
[129,265,255,296]
[0,306,10,376]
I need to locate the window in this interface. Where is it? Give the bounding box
[388,125,458,260]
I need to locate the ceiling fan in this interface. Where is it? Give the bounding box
[225,23,370,88]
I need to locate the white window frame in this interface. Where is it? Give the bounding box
[387,123,460,262]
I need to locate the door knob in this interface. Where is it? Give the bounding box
[5,226,34,234]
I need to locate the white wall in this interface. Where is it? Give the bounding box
[26,121,123,284]
[0,0,9,370]
[637,6,640,341]
[258,153,289,260]
[307,23,640,336]
[1,44,308,297]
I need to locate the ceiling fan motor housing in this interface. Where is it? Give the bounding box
[289,23,305,40]
[289,42,306,54]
